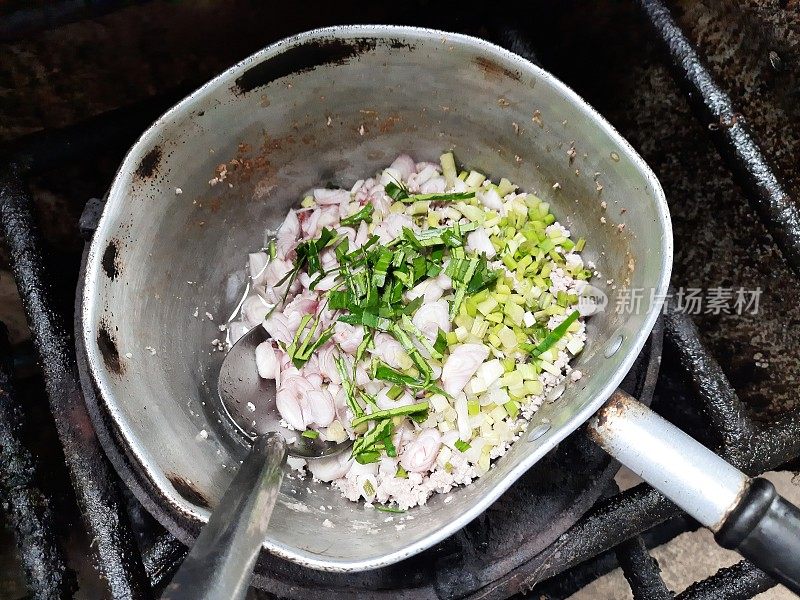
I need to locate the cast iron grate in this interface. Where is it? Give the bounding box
[1,1,800,598]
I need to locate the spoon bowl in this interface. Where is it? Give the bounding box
[163,324,350,599]
[217,324,351,458]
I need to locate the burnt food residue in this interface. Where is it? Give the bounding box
[474,56,521,81]
[102,240,120,280]
[97,325,122,374]
[168,474,211,509]
[234,38,377,94]
[135,146,162,179]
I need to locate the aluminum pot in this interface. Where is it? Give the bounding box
[81,26,670,572]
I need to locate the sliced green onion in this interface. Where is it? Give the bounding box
[354,330,374,367]
[403,191,475,203]
[382,433,397,457]
[352,418,393,456]
[386,384,404,400]
[504,400,520,419]
[374,505,406,513]
[449,258,479,319]
[301,430,319,439]
[465,170,485,187]
[355,451,381,465]
[385,180,409,201]
[454,439,471,452]
[389,324,432,381]
[340,203,374,227]
[529,310,580,357]
[433,329,448,355]
[335,354,363,418]
[440,152,457,186]
[351,401,430,427]
[496,177,517,197]
[399,315,442,360]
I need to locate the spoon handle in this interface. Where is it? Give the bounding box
[162,433,287,600]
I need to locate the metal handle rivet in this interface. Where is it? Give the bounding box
[547,384,565,403]
[528,423,551,442]
[604,334,624,358]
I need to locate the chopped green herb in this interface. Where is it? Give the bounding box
[374,505,406,513]
[528,310,580,357]
[433,329,448,355]
[354,451,381,465]
[354,330,374,368]
[403,221,478,248]
[454,440,471,452]
[466,256,499,294]
[266,227,338,318]
[399,315,442,360]
[335,354,363,418]
[372,248,393,286]
[339,310,393,331]
[300,227,337,276]
[382,433,397,457]
[389,324,432,380]
[385,180,410,201]
[449,258,480,319]
[409,409,429,424]
[358,389,379,408]
[352,419,393,460]
[386,384,404,400]
[286,312,335,368]
[340,204,374,227]
[373,362,447,395]
[350,401,430,427]
[405,191,476,203]
[301,430,319,439]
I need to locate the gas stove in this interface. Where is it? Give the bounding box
[2,1,800,598]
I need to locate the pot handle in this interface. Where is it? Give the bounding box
[161,433,287,600]
[588,390,800,594]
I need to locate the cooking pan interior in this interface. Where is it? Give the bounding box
[82,26,671,571]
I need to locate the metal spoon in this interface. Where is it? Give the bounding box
[162,325,350,600]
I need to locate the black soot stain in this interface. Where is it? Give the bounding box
[102,240,120,280]
[135,146,162,179]
[234,38,377,94]
[388,39,415,50]
[168,474,211,509]
[97,325,122,374]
